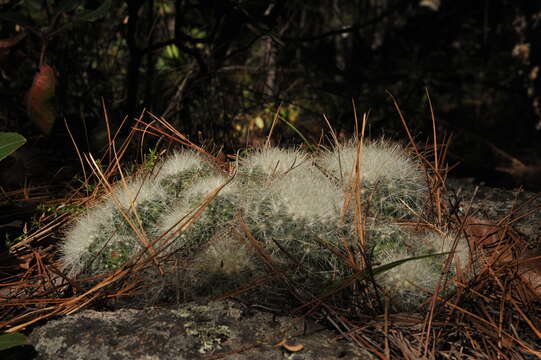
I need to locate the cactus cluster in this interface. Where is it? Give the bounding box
[61,141,472,311]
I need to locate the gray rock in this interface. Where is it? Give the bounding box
[30,300,374,360]
[446,178,541,242]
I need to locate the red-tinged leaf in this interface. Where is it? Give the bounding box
[27,64,56,134]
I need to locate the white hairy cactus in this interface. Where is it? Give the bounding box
[61,143,471,312]
[318,140,427,219]
[61,150,214,277]
[240,146,310,177]
[368,225,471,310]
[61,177,170,277]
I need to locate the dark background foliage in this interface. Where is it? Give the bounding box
[1,0,541,188]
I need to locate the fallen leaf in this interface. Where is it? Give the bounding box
[459,215,512,261]
[274,338,305,352]
[516,249,541,298]
[461,216,541,298]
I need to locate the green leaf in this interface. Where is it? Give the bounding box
[0,332,28,351]
[280,117,316,152]
[369,251,451,277]
[164,44,180,59]
[0,132,26,163]
[76,0,112,22]
[319,252,451,300]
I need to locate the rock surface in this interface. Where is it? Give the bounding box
[30,300,375,360]
[447,178,541,242]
